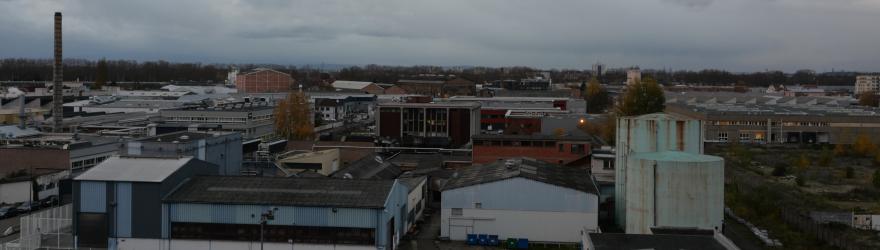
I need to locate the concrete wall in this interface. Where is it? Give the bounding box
[440,208,597,243]
[113,238,375,250]
[0,181,31,204]
[443,178,598,213]
[625,152,724,234]
[441,177,599,242]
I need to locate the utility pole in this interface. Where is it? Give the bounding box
[260,209,275,250]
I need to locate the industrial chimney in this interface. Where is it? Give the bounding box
[52,12,63,132]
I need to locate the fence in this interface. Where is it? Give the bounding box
[3,204,73,250]
[730,168,880,250]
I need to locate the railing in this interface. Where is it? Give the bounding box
[3,204,73,250]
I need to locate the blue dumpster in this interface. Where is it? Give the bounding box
[516,238,529,249]
[478,234,489,245]
[488,235,500,246]
[467,234,478,245]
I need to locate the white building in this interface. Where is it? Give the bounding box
[626,67,641,85]
[855,75,880,95]
[854,214,880,231]
[441,158,600,243]
[400,175,428,232]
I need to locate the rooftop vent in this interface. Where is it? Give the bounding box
[180,135,190,140]
[505,159,518,169]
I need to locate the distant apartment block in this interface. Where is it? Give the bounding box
[626,67,641,85]
[235,68,294,93]
[855,75,880,95]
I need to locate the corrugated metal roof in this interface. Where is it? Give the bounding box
[74,156,194,182]
[165,176,395,208]
[443,157,598,194]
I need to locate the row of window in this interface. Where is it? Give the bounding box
[711,120,830,127]
[71,155,110,170]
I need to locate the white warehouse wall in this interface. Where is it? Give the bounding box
[440,208,597,243]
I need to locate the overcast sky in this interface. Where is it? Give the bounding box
[1,0,878,72]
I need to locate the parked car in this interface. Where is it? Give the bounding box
[40,195,59,207]
[14,202,38,213]
[0,206,18,219]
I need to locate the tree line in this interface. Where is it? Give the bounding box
[0,58,863,86]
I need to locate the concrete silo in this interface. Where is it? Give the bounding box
[614,113,704,229]
[625,151,724,234]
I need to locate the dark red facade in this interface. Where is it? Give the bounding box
[472,135,593,166]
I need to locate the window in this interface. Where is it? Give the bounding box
[474,203,482,209]
[559,144,565,152]
[451,208,463,216]
[571,144,585,155]
[718,132,728,142]
[739,133,750,142]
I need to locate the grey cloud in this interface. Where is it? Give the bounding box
[0,0,878,72]
[662,0,715,8]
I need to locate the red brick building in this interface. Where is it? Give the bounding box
[235,68,294,93]
[472,134,595,166]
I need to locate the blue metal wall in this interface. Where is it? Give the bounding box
[115,182,132,237]
[79,181,106,213]
[168,203,379,228]
[441,178,598,213]
[377,180,409,249]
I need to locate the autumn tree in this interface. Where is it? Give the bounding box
[793,153,811,170]
[579,114,617,145]
[818,147,833,167]
[584,77,610,114]
[615,76,665,116]
[852,134,876,157]
[94,58,108,89]
[859,93,879,107]
[274,91,314,140]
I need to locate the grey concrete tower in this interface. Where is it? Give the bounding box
[53,12,63,132]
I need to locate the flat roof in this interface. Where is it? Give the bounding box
[472,134,597,142]
[74,156,194,182]
[165,176,395,208]
[443,157,598,195]
[587,233,727,250]
[137,131,234,144]
[378,102,480,108]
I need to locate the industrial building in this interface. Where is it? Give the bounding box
[0,133,126,174]
[377,102,481,148]
[441,158,600,243]
[331,80,385,95]
[399,175,428,233]
[122,131,243,175]
[162,177,408,250]
[72,156,218,248]
[855,75,880,95]
[665,93,880,144]
[614,113,724,234]
[159,101,274,139]
[275,148,341,176]
[625,151,724,234]
[471,134,595,166]
[395,78,476,97]
[234,68,294,93]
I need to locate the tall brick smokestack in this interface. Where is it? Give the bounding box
[53,12,63,132]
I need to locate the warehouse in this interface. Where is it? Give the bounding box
[440,158,600,243]
[665,93,880,144]
[72,156,218,248]
[161,176,409,250]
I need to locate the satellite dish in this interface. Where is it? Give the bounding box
[374,156,384,163]
[343,173,353,179]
